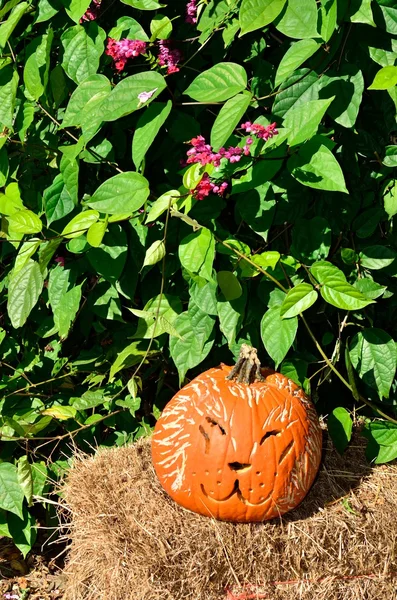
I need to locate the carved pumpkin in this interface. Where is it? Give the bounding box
[152,345,322,522]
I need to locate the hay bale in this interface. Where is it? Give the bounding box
[62,431,397,600]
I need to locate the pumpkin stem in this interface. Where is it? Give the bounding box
[226,344,264,384]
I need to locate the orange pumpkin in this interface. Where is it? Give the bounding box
[152,345,322,522]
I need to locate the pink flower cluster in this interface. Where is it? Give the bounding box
[240,121,278,140]
[186,136,252,168]
[106,38,147,72]
[185,0,198,23]
[158,40,182,74]
[192,173,228,201]
[80,0,101,22]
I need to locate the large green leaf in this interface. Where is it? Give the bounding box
[275,0,319,38]
[121,0,164,8]
[184,63,247,102]
[360,245,397,270]
[17,456,33,507]
[288,136,348,193]
[290,216,331,263]
[0,66,18,128]
[133,294,182,339]
[86,172,150,215]
[328,407,353,454]
[101,72,166,122]
[319,0,337,42]
[280,283,318,318]
[320,278,374,310]
[178,228,215,281]
[44,174,75,226]
[350,328,397,399]
[62,75,111,127]
[236,184,276,241]
[7,260,44,329]
[210,92,252,151]
[217,289,246,347]
[363,421,397,464]
[23,31,53,101]
[275,39,321,88]
[319,65,364,128]
[63,0,91,22]
[132,101,172,169]
[7,210,43,234]
[0,2,28,49]
[62,210,99,238]
[368,66,397,90]
[284,97,334,146]
[53,284,83,340]
[8,508,37,558]
[350,0,375,26]
[61,23,106,84]
[0,463,24,519]
[272,68,320,118]
[169,302,215,384]
[239,0,287,35]
[310,260,346,284]
[261,305,298,367]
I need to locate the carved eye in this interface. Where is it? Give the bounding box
[205,417,226,435]
[260,429,281,445]
[199,418,226,453]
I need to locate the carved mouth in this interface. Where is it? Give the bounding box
[200,481,272,506]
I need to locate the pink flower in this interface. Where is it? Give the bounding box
[54,257,65,267]
[80,0,101,22]
[191,173,228,201]
[240,121,278,140]
[157,40,182,75]
[185,0,198,23]
[106,38,147,72]
[185,136,252,167]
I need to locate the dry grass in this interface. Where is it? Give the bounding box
[61,431,397,600]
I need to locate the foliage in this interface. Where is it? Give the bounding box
[0,0,396,552]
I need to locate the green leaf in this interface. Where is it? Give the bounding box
[261,305,298,367]
[7,210,43,234]
[288,135,348,193]
[64,0,91,22]
[217,291,246,347]
[383,147,397,168]
[360,245,397,270]
[87,172,149,215]
[44,174,75,226]
[0,463,24,519]
[23,30,53,101]
[61,23,106,84]
[239,0,287,36]
[350,0,375,26]
[121,0,164,8]
[133,294,182,339]
[7,260,44,329]
[290,216,331,263]
[183,163,204,190]
[62,75,111,127]
[143,240,166,267]
[184,63,248,102]
[354,278,386,300]
[8,508,37,558]
[101,72,167,122]
[275,0,319,39]
[62,210,99,238]
[146,190,179,223]
[216,271,242,301]
[109,340,151,380]
[132,101,172,169]
[42,405,77,420]
[0,66,18,128]
[87,220,107,247]
[179,228,215,281]
[190,279,218,316]
[350,329,397,399]
[310,260,346,284]
[14,239,41,274]
[108,16,149,41]
[363,421,397,464]
[169,302,215,384]
[210,92,252,151]
[53,284,83,340]
[280,283,318,318]
[236,184,276,241]
[368,66,397,90]
[0,147,8,188]
[272,68,320,118]
[0,511,11,538]
[383,180,397,218]
[328,407,353,454]
[0,2,28,50]
[320,278,374,310]
[17,457,33,507]
[284,97,334,146]
[31,463,48,497]
[150,13,172,39]
[48,265,71,313]
[319,0,337,42]
[319,65,365,128]
[275,39,321,88]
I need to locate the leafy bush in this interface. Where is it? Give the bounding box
[0,0,397,554]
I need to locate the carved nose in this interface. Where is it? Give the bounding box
[228,462,252,473]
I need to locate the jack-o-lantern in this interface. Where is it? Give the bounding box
[152,345,322,522]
